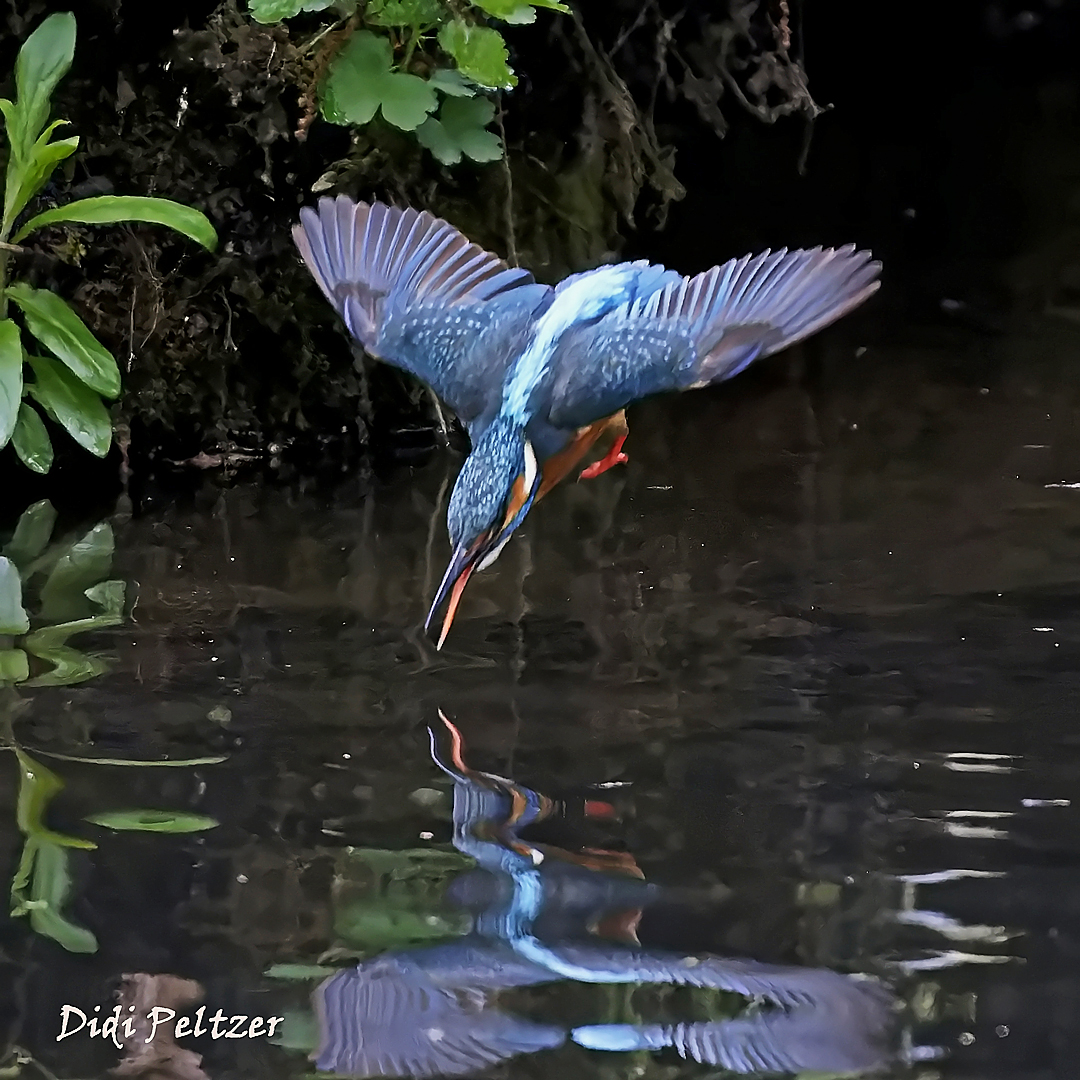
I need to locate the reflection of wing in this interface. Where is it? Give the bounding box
[545,246,880,430]
[573,970,893,1074]
[528,941,866,1006]
[314,954,564,1078]
[294,198,551,428]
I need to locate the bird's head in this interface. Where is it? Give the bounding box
[426,418,540,649]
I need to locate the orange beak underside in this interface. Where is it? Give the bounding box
[436,564,474,651]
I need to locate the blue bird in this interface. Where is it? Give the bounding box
[294,196,881,647]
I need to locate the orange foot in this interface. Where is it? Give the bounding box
[579,434,628,480]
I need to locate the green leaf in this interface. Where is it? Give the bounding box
[0,556,29,634]
[11,403,53,473]
[5,129,78,231]
[437,21,516,90]
[37,521,113,624]
[365,0,444,27]
[248,0,306,21]
[13,195,218,250]
[22,643,107,686]
[9,13,76,159]
[416,96,503,165]
[5,284,120,398]
[31,751,228,767]
[85,810,219,833]
[85,578,125,617]
[22,581,125,652]
[264,964,340,980]
[247,0,333,21]
[428,68,476,97]
[26,354,111,457]
[0,648,28,682]
[321,31,438,131]
[4,500,58,568]
[14,750,96,849]
[26,841,99,953]
[474,0,568,18]
[0,319,22,449]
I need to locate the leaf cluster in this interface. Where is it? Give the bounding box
[0,13,218,474]
[0,501,126,688]
[247,0,568,166]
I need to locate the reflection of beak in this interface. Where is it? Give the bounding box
[425,540,481,650]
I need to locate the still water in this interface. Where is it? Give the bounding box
[5,306,1080,1079]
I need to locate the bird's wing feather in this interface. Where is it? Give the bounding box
[294,196,550,426]
[546,246,880,430]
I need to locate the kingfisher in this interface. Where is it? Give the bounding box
[294,196,880,648]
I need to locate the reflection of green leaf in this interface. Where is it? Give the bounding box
[37,521,113,623]
[333,846,473,952]
[365,0,443,27]
[265,964,340,980]
[0,557,29,634]
[27,354,112,458]
[437,21,516,90]
[12,403,53,474]
[321,31,438,131]
[19,840,98,953]
[22,643,106,686]
[0,648,28,682]
[25,579,126,649]
[416,97,503,165]
[3,500,58,568]
[15,750,96,849]
[85,809,219,833]
[274,1011,320,1053]
[32,750,228,767]
[428,68,476,97]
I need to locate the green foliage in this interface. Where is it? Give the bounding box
[0,557,29,635]
[0,504,126,688]
[9,750,99,953]
[474,0,569,22]
[0,13,218,474]
[437,20,516,89]
[365,0,445,28]
[417,97,503,165]
[243,0,566,165]
[248,0,335,23]
[321,31,438,131]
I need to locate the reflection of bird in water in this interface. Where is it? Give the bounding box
[311,714,895,1078]
[294,197,881,647]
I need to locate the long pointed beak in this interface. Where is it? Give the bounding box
[425,542,477,650]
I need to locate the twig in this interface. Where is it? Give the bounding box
[496,95,518,268]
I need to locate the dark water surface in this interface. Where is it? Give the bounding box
[6,305,1080,1079]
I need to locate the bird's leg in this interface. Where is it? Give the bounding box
[579,412,630,480]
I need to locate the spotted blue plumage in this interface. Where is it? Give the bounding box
[294,196,882,645]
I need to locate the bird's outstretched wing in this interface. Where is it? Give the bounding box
[294,196,551,428]
[544,245,880,430]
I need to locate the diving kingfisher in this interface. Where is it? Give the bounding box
[294,196,881,648]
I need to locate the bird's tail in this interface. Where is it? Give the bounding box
[293,196,533,351]
[638,245,881,386]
